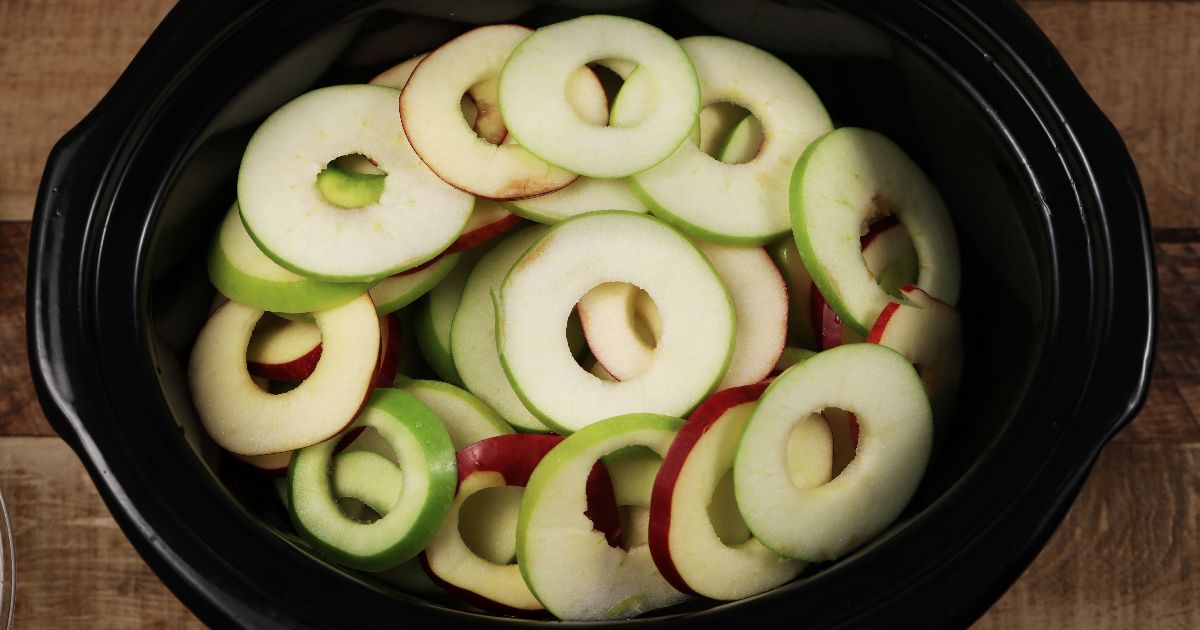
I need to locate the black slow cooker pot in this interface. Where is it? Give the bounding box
[27,0,1155,627]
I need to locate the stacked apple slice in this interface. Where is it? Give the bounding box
[183,13,967,623]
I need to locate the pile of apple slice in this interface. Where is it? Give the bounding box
[185,14,965,622]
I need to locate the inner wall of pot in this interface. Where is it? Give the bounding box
[144,0,1047,610]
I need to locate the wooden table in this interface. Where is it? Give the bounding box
[1,1,1196,627]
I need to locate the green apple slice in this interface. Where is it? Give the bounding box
[502,177,648,224]
[614,36,832,244]
[400,25,607,199]
[452,226,551,433]
[188,294,380,456]
[734,343,933,561]
[238,84,473,281]
[369,253,461,316]
[791,127,961,335]
[314,163,385,208]
[518,414,687,620]
[289,388,456,571]
[208,204,373,313]
[498,212,734,433]
[396,378,514,448]
[499,15,699,178]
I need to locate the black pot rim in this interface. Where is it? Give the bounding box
[27,0,1155,628]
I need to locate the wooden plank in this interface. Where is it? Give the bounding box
[974,443,1200,629]
[1020,1,1200,229]
[0,0,177,220]
[0,224,45,437]
[0,437,202,628]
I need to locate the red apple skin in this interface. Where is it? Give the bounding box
[394,255,444,277]
[444,212,521,254]
[648,383,770,597]
[247,345,322,381]
[420,433,623,614]
[809,218,906,350]
[810,283,844,351]
[372,314,402,388]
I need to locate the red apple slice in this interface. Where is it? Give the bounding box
[422,434,621,614]
[649,384,833,599]
[868,284,963,440]
[188,294,380,455]
[372,314,402,389]
[246,314,322,381]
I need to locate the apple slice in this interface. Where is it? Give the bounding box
[239,84,473,281]
[400,25,607,199]
[768,238,818,351]
[208,203,373,313]
[734,343,932,561]
[498,212,734,433]
[518,414,688,620]
[868,285,963,440]
[790,127,960,335]
[499,15,699,178]
[649,383,834,599]
[369,252,461,316]
[424,434,622,614]
[189,294,380,456]
[246,313,322,381]
[451,226,551,433]
[395,379,514,449]
[614,36,832,244]
[289,388,456,571]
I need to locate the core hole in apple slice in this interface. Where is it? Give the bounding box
[786,408,859,487]
[315,154,387,209]
[246,313,322,381]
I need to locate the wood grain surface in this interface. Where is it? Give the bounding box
[0,0,1197,628]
